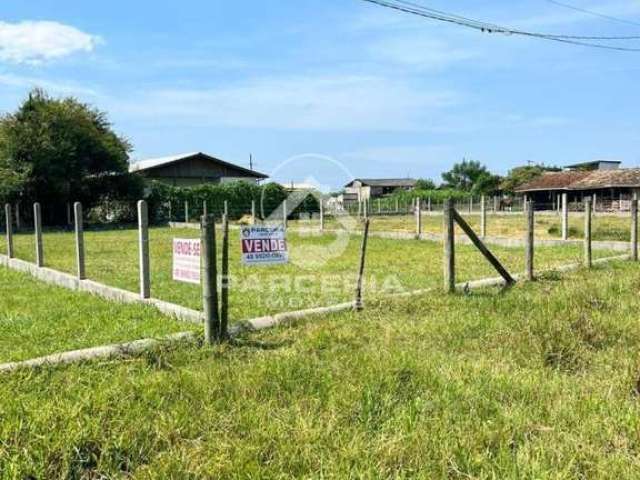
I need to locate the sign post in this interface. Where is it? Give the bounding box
[241,225,288,265]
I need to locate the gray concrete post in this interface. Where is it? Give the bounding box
[4,204,14,258]
[74,202,86,280]
[15,202,20,232]
[220,214,230,340]
[415,198,422,238]
[631,199,638,262]
[251,200,256,225]
[480,195,487,238]
[525,200,535,281]
[319,198,325,232]
[34,202,43,267]
[184,201,189,223]
[137,200,151,299]
[584,198,592,268]
[283,199,288,228]
[562,193,569,240]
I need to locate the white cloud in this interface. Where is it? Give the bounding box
[0,21,101,64]
[370,36,477,70]
[117,74,462,132]
[0,72,98,96]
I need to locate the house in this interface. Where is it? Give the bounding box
[344,178,417,201]
[516,161,640,211]
[129,152,268,187]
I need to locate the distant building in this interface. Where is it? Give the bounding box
[130,152,268,187]
[344,178,417,201]
[279,181,318,192]
[564,160,622,171]
[516,161,640,211]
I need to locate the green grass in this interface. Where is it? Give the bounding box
[290,212,636,242]
[0,226,619,322]
[2,260,640,477]
[0,267,194,364]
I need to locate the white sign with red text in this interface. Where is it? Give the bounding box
[173,238,201,284]
[241,225,288,265]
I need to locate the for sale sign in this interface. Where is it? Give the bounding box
[241,225,288,265]
[173,238,201,284]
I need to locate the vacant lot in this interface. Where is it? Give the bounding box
[2,260,640,478]
[0,267,191,363]
[304,211,636,241]
[0,226,618,322]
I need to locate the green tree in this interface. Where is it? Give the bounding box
[501,164,560,195]
[441,159,496,193]
[0,89,137,219]
[415,178,436,190]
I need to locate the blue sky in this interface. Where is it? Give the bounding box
[0,0,639,189]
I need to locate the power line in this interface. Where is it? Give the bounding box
[358,0,640,51]
[543,0,640,28]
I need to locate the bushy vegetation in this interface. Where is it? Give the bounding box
[146,181,319,222]
[0,89,142,223]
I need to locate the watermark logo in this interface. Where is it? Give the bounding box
[260,153,359,270]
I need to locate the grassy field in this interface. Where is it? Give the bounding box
[291,212,636,242]
[0,267,193,364]
[0,226,619,322]
[2,260,640,477]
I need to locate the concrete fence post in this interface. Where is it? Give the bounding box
[319,198,325,232]
[34,202,43,267]
[202,200,208,217]
[469,197,473,214]
[428,196,432,212]
[15,202,20,231]
[444,198,455,293]
[493,196,499,213]
[74,202,86,280]
[184,201,189,224]
[224,200,229,218]
[377,199,381,215]
[525,200,535,281]
[562,193,569,240]
[137,200,151,299]
[415,198,422,238]
[480,195,487,238]
[251,200,256,225]
[201,214,220,344]
[584,198,592,268]
[220,214,230,340]
[4,204,14,258]
[283,199,288,228]
[395,198,399,214]
[631,199,638,262]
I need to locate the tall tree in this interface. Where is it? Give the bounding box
[0,89,137,215]
[441,159,497,193]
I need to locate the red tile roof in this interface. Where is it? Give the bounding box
[516,169,640,192]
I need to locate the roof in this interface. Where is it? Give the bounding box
[564,160,621,169]
[129,152,268,178]
[345,178,417,188]
[516,168,640,192]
